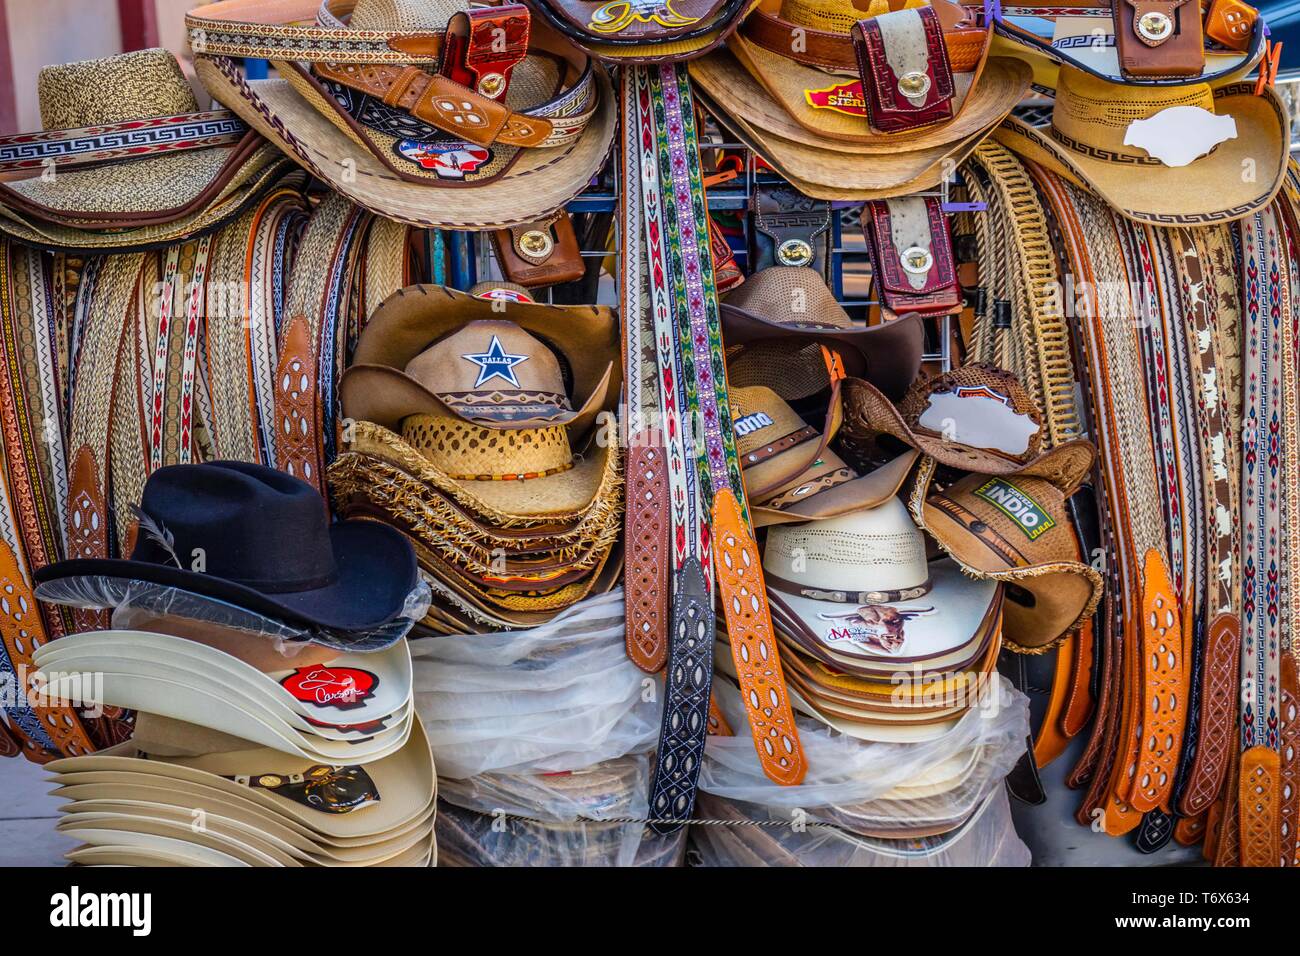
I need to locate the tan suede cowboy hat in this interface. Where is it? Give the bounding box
[994,67,1288,225]
[341,284,618,437]
[909,442,1103,650]
[186,0,615,230]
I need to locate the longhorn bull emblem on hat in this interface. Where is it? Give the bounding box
[817,604,935,654]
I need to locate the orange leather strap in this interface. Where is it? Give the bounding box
[1279,655,1299,866]
[1238,745,1281,867]
[1032,634,1076,769]
[1127,549,1186,813]
[712,489,806,785]
[1061,616,1095,738]
[273,315,324,495]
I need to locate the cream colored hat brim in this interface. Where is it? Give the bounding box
[193,58,616,231]
[993,82,1289,225]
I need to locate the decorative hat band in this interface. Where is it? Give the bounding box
[440,389,573,424]
[765,570,933,604]
[0,111,247,174]
[400,413,574,481]
[761,465,856,510]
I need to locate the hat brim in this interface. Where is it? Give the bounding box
[993,82,1289,226]
[721,305,924,400]
[695,80,998,199]
[727,35,1029,149]
[194,57,616,231]
[33,519,418,634]
[752,450,919,527]
[0,152,297,252]
[0,132,267,227]
[340,360,615,436]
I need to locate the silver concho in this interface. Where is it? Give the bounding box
[777,238,814,266]
[900,245,933,275]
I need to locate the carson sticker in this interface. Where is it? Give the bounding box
[805,82,867,117]
[973,478,1056,540]
[281,666,378,711]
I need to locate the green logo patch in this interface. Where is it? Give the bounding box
[973,479,1055,540]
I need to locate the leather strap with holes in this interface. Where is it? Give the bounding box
[1239,745,1281,867]
[1279,655,1299,866]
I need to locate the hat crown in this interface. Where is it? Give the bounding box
[723,267,855,330]
[730,385,812,459]
[899,363,1042,461]
[764,497,929,592]
[404,319,569,404]
[777,0,912,36]
[1051,67,1217,158]
[131,462,337,591]
[349,0,464,29]
[37,49,198,131]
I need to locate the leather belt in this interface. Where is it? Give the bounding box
[740,10,987,74]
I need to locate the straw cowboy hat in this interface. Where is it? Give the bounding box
[185,0,616,230]
[909,443,1104,650]
[690,51,1021,198]
[994,67,1289,225]
[0,48,292,250]
[527,0,757,62]
[721,265,924,400]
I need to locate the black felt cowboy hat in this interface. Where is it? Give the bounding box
[34,462,418,634]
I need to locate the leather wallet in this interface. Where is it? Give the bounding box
[1115,0,1205,79]
[851,6,955,134]
[749,182,832,279]
[491,211,585,288]
[862,196,961,318]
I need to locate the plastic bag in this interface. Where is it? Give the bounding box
[689,788,1029,867]
[410,589,661,778]
[35,575,430,655]
[435,755,685,867]
[699,672,1029,833]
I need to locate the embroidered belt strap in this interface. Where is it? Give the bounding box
[967,144,1082,445]
[740,10,986,74]
[620,74,669,675]
[634,66,712,830]
[279,193,368,493]
[649,64,804,786]
[186,0,596,149]
[764,571,932,605]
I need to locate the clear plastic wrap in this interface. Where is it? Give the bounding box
[411,589,662,778]
[34,575,431,654]
[434,755,685,867]
[689,788,1029,867]
[700,672,1029,831]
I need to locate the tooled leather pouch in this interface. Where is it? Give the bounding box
[440,6,530,100]
[749,182,832,280]
[491,211,586,288]
[851,6,954,135]
[1115,0,1205,79]
[862,196,961,318]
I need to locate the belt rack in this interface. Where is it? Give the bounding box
[434,105,959,373]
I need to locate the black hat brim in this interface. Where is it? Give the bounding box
[34,520,418,635]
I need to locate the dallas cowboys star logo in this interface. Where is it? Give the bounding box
[462,335,529,388]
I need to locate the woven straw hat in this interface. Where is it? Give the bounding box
[0,48,290,249]
[994,68,1289,225]
[730,384,917,526]
[188,0,616,230]
[909,442,1103,651]
[722,266,923,400]
[691,65,1008,199]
